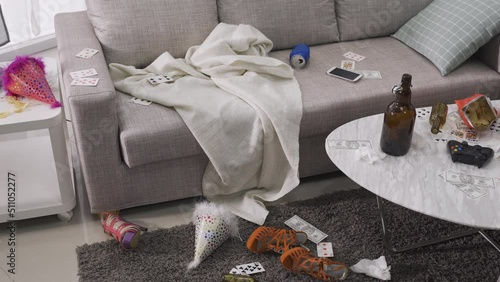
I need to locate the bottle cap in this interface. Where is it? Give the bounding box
[401,74,412,86]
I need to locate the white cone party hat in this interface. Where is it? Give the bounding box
[187,202,238,270]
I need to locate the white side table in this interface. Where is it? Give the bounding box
[0,58,76,222]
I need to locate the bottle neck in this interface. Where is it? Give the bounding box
[395,88,411,104]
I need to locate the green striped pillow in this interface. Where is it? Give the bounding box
[393,0,500,76]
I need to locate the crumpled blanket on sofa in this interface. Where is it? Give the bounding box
[109,23,302,225]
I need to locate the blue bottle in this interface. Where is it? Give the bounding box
[289,44,310,69]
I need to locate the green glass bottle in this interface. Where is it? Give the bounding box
[429,102,448,134]
[380,74,416,156]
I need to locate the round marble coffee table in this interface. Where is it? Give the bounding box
[326,101,500,252]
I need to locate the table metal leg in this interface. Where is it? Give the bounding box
[376,196,500,253]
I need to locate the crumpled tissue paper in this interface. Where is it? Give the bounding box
[355,146,387,164]
[351,256,391,280]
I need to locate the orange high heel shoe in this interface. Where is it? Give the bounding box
[246,226,308,254]
[280,247,349,281]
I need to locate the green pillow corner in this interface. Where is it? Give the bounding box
[392,0,500,76]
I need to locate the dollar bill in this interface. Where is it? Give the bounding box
[445,171,495,189]
[327,140,372,150]
[455,184,488,199]
[284,215,328,244]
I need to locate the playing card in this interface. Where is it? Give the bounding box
[447,111,461,122]
[341,60,355,70]
[70,77,99,86]
[327,140,372,150]
[445,171,495,189]
[343,51,366,62]
[464,129,478,142]
[448,129,479,143]
[357,70,382,79]
[229,268,242,275]
[285,215,328,244]
[317,242,334,258]
[129,97,152,106]
[148,75,174,85]
[70,68,98,79]
[456,184,488,199]
[76,48,99,59]
[235,262,265,275]
[455,119,469,129]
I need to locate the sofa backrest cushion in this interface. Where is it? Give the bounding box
[86,0,218,68]
[335,0,433,42]
[217,0,339,50]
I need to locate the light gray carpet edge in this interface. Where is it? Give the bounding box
[76,189,500,282]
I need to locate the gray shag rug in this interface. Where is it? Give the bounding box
[76,189,500,281]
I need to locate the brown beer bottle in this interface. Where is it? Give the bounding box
[380,74,416,156]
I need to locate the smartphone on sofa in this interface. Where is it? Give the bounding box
[326,67,362,82]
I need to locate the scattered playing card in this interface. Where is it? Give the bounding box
[448,129,479,143]
[147,75,174,85]
[70,77,99,86]
[76,48,99,59]
[229,268,242,275]
[285,215,328,244]
[357,70,382,79]
[341,60,355,70]
[70,68,98,79]
[235,262,265,275]
[343,51,366,62]
[317,242,334,258]
[129,97,152,106]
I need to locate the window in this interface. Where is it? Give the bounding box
[0,0,86,59]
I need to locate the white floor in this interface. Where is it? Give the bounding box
[0,48,361,282]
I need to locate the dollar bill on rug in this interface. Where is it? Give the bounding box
[76,189,500,281]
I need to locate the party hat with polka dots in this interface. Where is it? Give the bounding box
[187,202,239,270]
[2,56,61,108]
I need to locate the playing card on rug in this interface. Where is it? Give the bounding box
[70,77,99,86]
[327,140,372,150]
[235,262,265,275]
[229,268,245,275]
[317,242,334,258]
[70,68,98,79]
[285,215,328,244]
[357,70,382,79]
[76,48,99,59]
[341,60,355,70]
[343,51,366,62]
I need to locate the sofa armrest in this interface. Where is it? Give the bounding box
[478,34,500,74]
[55,12,123,192]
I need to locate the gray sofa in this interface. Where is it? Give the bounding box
[55,0,500,213]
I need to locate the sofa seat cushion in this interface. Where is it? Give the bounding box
[117,92,204,168]
[119,37,500,168]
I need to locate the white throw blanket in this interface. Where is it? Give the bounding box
[109,23,302,225]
